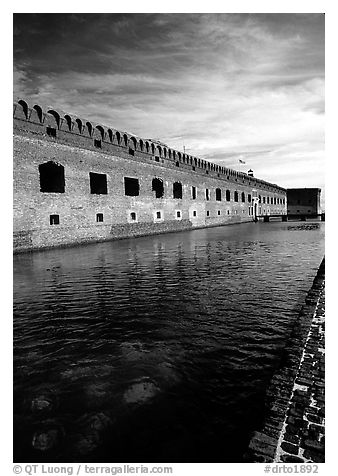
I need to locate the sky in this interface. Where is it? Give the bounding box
[13,13,325,197]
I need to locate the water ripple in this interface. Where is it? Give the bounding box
[13,221,324,462]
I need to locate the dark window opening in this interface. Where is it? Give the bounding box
[216,188,222,201]
[206,189,210,201]
[152,178,164,198]
[192,186,196,199]
[18,99,28,119]
[96,126,105,140]
[90,172,108,194]
[218,210,221,215]
[176,161,180,167]
[155,156,160,162]
[33,105,43,123]
[76,118,83,133]
[263,196,266,204]
[131,137,137,150]
[39,161,65,193]
[173,182,183,199]
[156,211,162,219]
[206,210,210,216]
[50,214,59,225]
[86,122,93,137]
[176,210,181,218]
[193,210,197,217]
[94,139,102,148]
[46,126,57,138]
[206,170,209,174]
[64,115,72,131]
[248,194,252,203]
[128,147,135,156]
[226,190,231,201]
[130,212,137,221]
[124,177,140,196]
[241,192,245,202]
[96,213,103,222]
[234,191,239,202]
[192,166,196,171]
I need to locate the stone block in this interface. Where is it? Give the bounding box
[281,441,299,455]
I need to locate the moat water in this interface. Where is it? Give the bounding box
[13,221,325,462]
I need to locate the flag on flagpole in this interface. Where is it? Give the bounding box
[239,159,246,164]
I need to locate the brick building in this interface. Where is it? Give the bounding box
[287,188,321,217]
[13,99,287,252]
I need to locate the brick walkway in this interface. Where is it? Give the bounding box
[245,259,325,463]
[275,285,325,463]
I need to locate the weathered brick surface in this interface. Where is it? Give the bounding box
[13,100,287,252]
[244,259,325,463]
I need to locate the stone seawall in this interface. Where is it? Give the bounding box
[244,258,325,463]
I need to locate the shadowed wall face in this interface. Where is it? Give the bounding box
[287,189,321,216]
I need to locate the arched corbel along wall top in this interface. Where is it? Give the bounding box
[13,99,286,194]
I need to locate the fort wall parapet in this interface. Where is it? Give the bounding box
[14,98,285,194]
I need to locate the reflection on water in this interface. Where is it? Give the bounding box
[13,221,324,462]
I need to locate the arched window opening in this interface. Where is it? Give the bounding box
[152,178,164,198]
[248,194,252,203]
[172,151,176,159]
[18,100,28,119]
[64,115,72,131]
[75,118,83,133]
[177,152,181,160]
[157,146,162,157]
[173,182,183,199]
[241,192,245,202]
[234,191,239,202]
[139,139,144,151]
[96,125,105,140]
[130,137,137,150]
[86,121,93,137]
[108,129,113,142]
[151,143,155,154]
[32,105,42,123]
[216,188,222,201]
[123,134,128,146]
[145,141,150,152]
[163,148,167,158]
[116,131,121,144]
[259,195,261,203]
[39,161,65,193]
[226,190,231,202]
[47,110,61,129]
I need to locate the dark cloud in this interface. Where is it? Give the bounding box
[13,13,324,189]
